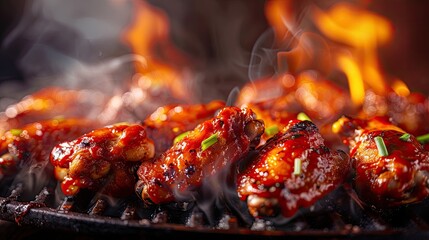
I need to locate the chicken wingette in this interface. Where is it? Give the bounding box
[136,107,264,204]
[332,116,429,207]
[238,120,350,218]
[50,123,155,197]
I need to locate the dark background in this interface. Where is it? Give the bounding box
[0,0,428,238]
[0,0,428,101]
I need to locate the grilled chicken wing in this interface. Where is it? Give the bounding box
[136,107,264,204]
[0,87,106,134]
[332,116,429,207]
[0,118,97,179]
[361,90,429,136]
[144,100,225,156]
[50,124,155,198]
[241,101,297,144]
[237,120,350,218]
[236,72,350,123]
[237,73,350,149]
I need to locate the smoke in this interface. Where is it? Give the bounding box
[1,0,135,97]
[247,0,349,85]
[183,162,254,227]
[147,0,268,102]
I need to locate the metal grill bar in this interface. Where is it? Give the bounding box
[1,180,429,239]
[57,197,74,212]
[120,203,137,220]
[89,199,107,215]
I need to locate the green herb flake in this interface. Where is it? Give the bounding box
[265,125,279,137]
[10,129,23,137]
[173,131,191,144]
[297,112,312,122]
[53,115,65,121]
[201,134,218,151]
[417,133,429,144]
[293,158,302,175]
[399,133,411,142]
[374,136,389,156]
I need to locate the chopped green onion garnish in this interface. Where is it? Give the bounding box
[10,129,22,137]
[201,134,218,151]
[265,125,279,137]
[173,131,190,144]
[297,112,312,121]
[417,133,429,144]
[374,136,389,156]
[293,158,302,175]
[53,115,65,121]
[112,122,131,126]
[399,133,411,142]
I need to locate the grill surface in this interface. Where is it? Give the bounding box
[1,178,429,239]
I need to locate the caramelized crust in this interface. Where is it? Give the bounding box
[237,120,350,218]
[144,100,225,155]
[50,124,155,198]
[333,116,429,207]
[136,107,264,204]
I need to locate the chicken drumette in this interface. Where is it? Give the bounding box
[50,123,155,198]
[237,120,350,218]
[136,107,264,204]
[0,118,97,180]
[332,116,429,207]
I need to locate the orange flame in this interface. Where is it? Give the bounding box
[392,79,410,97]
[336,52,365,106]
[313,2,392,103]
[121,0,191,102]
[122,0,169,71]
[267,0,333,76]
[266,0,400,107]
[265,0,294,42]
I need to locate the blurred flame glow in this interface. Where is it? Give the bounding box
[313,2,392,103]
[392,79,410,97]
[337,53,365,106]
[265,0,294,42]
[313,3,392,48]
[122,0,190,101]
[265,0,401,107]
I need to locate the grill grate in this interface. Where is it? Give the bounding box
[1,180,429,239]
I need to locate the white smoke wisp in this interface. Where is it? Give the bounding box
[1,0,136,95]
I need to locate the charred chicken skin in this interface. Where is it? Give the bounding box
[0,118,97,179]
[136,107,264,204]
[143,100,225,156]
[50,123,155,198]
[332,116,429,207]
[237,120,350,218]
